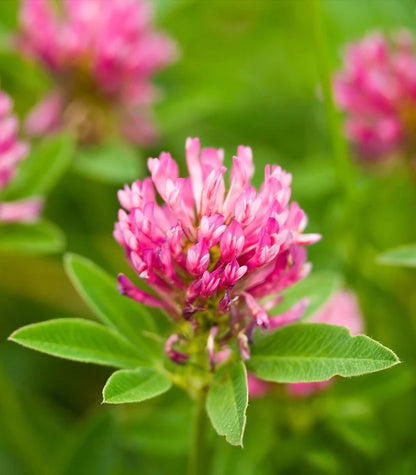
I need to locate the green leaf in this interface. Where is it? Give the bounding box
[153,0,192,20]
[103,367,172,404]
[120,392,192,456]
[0,134,74,200]
[211,397,275,475]
[0,50,47,92]
[9,318,144,369]
[72,141,143,184]
[0,1,17,29]
[247,323,399,383]
[206,361,248,446]
[291,158,336,200]
[57,412,120,475]
[0,220,65,254]
[378,244,416,268]
[328,411,382,456]
[305,449,342,475]
[64,254,161,361]
[270,271,342,320]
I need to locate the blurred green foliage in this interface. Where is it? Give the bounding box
[1,0,416,474]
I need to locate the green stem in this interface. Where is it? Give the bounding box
[311,0,362,274]
[188,387,208,475]
[311,0,355,200]
[0,364,49,475]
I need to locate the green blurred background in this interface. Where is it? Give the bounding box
[1,0,416,473]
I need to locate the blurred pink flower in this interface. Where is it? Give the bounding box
[248,289,365,398]
[247,373,271,398]
[333,30,416,164]
[0,88,42,223]
[0,199,43,223]
[18,0,177,145]
[114,137,320,367]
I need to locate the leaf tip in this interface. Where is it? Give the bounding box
[63,251,76,269]
[101,377,119,405]
[8,327,23,343]
[225,435,244,447]
[391,353,401,365]
[7,332,16,343]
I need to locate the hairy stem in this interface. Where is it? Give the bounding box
[188,387,208,475]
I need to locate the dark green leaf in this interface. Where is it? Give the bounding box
[0,134,74,200]
[0,220,65,254]
[328,413,382,456]
[120,392,192,456]
[57,412,120,475]
[72,141,143,184]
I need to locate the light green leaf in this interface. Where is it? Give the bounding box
[378,244,416,268]
[247,323,399,383]
[103,367,172,404]
[206,361,248,446]
[72,141,143,184]
[9,318,144,369]
[270,271,342,320]
[64,254,161,361]
[0,220,65,254]
[153,0,192,20]
[0,134,74,200]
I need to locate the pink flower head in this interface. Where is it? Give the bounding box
[333,30,416,164]
[248,289,365,399]
[0,87,42,223]
[18,0,177,145]
[114,137,320,368]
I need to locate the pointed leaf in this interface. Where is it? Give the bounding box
[0,220,65,254]
[64,253,161,360]
[9,318,144,369]
[72,141,143,184]
[247,323,399,383]
[270,271,342,320]
[103,367,172,404]
[206,361,248,446]
[0,134,74,200]
[378,244,416,268]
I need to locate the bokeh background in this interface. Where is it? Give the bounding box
[1,1,416,474]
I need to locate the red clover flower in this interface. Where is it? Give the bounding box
[114,138,321,368]
[0,87,42,223]
[18,0,177,145]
